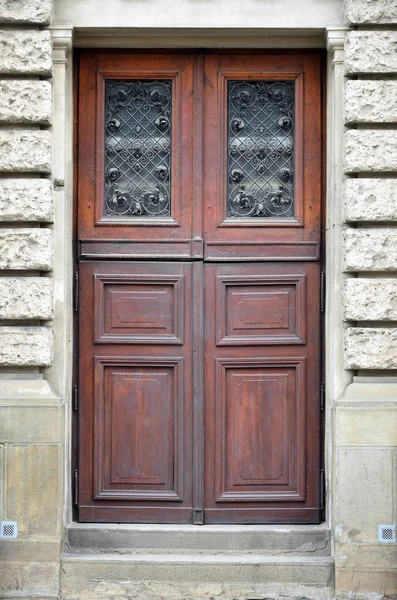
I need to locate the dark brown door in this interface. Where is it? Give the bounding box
[76,51,322,524]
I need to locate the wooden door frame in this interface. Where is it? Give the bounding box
[71,47,327,524]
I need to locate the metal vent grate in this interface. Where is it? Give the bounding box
[0,521,18,539]
[378,525,396,543]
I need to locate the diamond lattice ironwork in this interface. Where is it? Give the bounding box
[227,80,295,218]
[104,79,172,218]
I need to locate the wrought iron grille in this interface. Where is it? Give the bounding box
[227,80,295,218]
[104,79,172,218]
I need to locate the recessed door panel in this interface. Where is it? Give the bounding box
[216,272,306,345]
[94,272,184,344]
[94,358,184,501]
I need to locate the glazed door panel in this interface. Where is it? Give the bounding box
[202,53,322,261]
[77,53,196,260]
[76,51,323,524]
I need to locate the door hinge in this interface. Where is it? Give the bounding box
[74,270,79,312]
[73,469,79,506]
[320,271,326,313]
[320,469,325,511]
[320,383,325,411]
[73,384,78,411]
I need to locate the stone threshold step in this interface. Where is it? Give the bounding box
[65,523,331,556]
[61,552,334,586]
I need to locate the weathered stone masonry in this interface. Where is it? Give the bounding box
[0,0,62,598]
[336,0,397,597]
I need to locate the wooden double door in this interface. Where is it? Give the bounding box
[76,51,323,524]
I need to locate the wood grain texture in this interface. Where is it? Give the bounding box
[76,51,323,524]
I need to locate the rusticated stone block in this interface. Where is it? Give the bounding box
[345,31,397,74]
[0,561,59,596]
[0,131,51,173]
[0,80,52,124]
[5,445,61,536]
[0,30,52,75]
[336,567,397,598]
[344,229,397,272]
[0,179,53,222]
[345,0,397,25]
[343,179,397,222]
[345,81,397,124]
[345,131,397,173]
[0,327,52,366]
[344,279,397,321]
[0,405,63,443]
[345,327,397,369]
[0,0,52,24]
[335,447,394,542]
[0,229,52,270]
[0,278,53,319]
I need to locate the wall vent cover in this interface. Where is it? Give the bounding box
[0,521,18,539]
[378,525,396,543]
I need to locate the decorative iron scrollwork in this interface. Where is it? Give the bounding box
[104,80,172,218]
[227,80,295,218]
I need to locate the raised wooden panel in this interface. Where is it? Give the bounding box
[204,262,321,524]
[94,273,184,344]
[78,261,193,523]
[215,359,305,502]
[216,273,306,345]
[94,357,184,501]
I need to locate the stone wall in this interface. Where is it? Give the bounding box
[335,0,397,597]
[0,1,63,598]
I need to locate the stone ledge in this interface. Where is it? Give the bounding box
[345,80,397,124]
[344,327,397,369]
[343,228,397,272]
[0,277,53,319]
[345,0,397,25]
[343,179,397,222]
[345,130,397,173]
[0,327,53,366]
[0,377,60,403]
[0,179,53,222]
[0,131,52,173]
[0,229,52,270]
[0,30,52,75]
[343,279,397,320]
[336,381,397,405]
[345,31,397,74]
[0,0,52,25]
[0,80,52,125]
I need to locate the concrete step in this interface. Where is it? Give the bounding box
[60,552,334,600]
[65,523,331,556]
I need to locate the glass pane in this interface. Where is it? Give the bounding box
[104,80,172,218]
[227,80,294,218]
